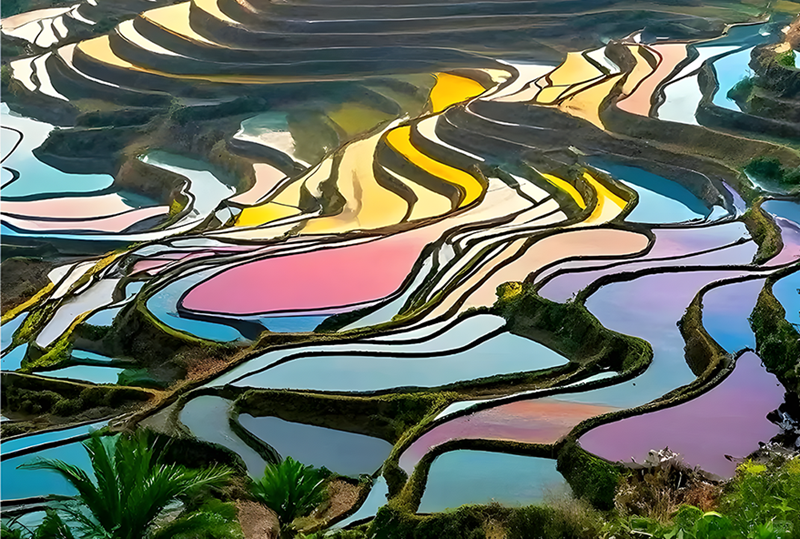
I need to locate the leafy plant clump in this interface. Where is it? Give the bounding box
[12,431,237,539]
[745,157,800,189]
[251,457,330,538]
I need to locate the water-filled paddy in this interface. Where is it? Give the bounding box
[701,278,765,353]
[2,440,91,500]
[773,271,800,327]
[237,415,392,476]
[179,395,266,476]
[418,451,568,513]
[227,331,567,392]
[579,352,784,478]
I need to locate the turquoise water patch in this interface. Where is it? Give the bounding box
[702,279,764,353]
[1,344,27,371]
[2,441,92,500]
[773,272,799,328]
[589,161,709,223]
[1,312,27,351]
[2,421,106,455]
[418,451,567,513]
[711,47,754,111]
[43,365,125,385]
[1,105,114,199]
[260,316,327,333]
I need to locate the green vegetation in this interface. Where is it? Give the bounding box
[251,457,330,538]
[2,372,152,418]
[557,440,622,511]
[745,157,800,189]
[494,281,652,373]
[775,50,797,69]
[742,202,785,265]
[750,281,800,395]
[13,431,237,539]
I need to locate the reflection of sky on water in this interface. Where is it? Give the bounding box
[711,47,754,111]
[180,396,266,476]
[1,104,114,199]
[580,352,783,478]
[238,414,392,477]
[773,272,800,328]
[2,441,91,500]
[702,278,764,353]
[555,270,749,409]
[231,331,566,392]
[418,451,567,513]
[589,161,709,223]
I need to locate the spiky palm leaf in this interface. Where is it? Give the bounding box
[19,432,233,539]
[251,457,327,535]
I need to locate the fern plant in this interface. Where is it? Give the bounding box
[18,431,234,539]
[251,457,328,538]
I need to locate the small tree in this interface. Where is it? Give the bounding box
[251,457,328,538]
[18,431,234,539]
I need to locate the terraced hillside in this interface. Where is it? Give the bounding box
[1,0,799,535]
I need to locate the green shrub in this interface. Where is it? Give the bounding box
[251,457,329,538]
[720,458,800,538]
[745,157,800,189]
[775,50,796,69]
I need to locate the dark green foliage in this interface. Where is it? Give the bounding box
[745,157,800,188]
[750,284,800,395]
[775,50,797,69]
[505,504,602,539]
[720,459,800,538]
[370,504,491,539]
[18,431,235,539]
[728,76,754,104]
[556,441,621,510]
[251,457,329,537]
[493,282,651,373]
[2,510,75,539]
[117,368,167,389]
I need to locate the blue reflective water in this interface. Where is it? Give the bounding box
[260,316,327,333]
[43,365,125,385]
[703,279,764,353]
[1,312,27,351]
[238,415,392,476]
[2,441,92,500]
[711,47,754,111]
[2,344,28,371]
[82,306,122,327]
[589,161,710,222]
[418,451,567,513]
[179,396,266,476]
[773,272,800,328]
[232,332,567,392]
[763,200,800,225]
[2,421,106,455]
[71,349,116,362]
[0,104,114,199]
[146,269,246,343]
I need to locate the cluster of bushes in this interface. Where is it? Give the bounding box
[745,157,800,189]
[750,283,800,395]
[2,374,152,418]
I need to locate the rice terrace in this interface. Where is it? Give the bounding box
[1,0,799,537]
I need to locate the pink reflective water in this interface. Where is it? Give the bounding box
[765,217,800,267]
[399,398,613,473]
[579,352,783,478]
[182,232,430,315]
